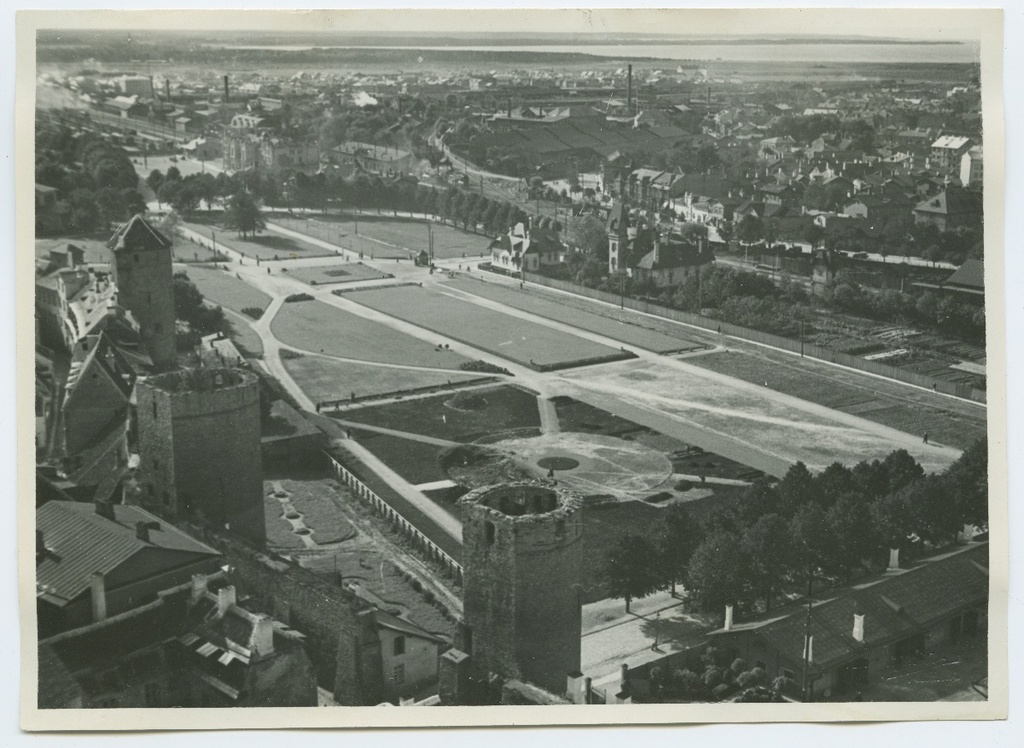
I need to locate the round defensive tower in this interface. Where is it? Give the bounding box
[459,482,584,695]
[135,367,265,546]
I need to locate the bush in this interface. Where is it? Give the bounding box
[703,666,723,689]
[285,292,314,303]
[280,349,304,360]
[242,306,264,320]
[711,683,732,701]
[459,360,513,376]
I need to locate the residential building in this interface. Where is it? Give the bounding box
[376,608,447,701]
[327,142,413,176]
[707,543,988,701]
[38,572,318,709]
[960,146,983,188]
[61,333,136,456]
[490,222,563,275]
[913,188,983,232]
[36,500,223,637]
[930,135,972,172]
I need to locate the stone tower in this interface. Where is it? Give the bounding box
[107,214,176,371]
[460,483,584,695]
[606,201,631,275]
[134,367,265,546]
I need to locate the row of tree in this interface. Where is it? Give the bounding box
[36,121,148,235]
[604,440,987,620]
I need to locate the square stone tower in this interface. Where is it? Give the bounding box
[107,215,177,371]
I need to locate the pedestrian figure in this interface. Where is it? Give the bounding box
[267,267,271,274]
[351,391,356,402]
[547,468,555,479]
[442,414,447,424]
[924,432,929,444]
[700,475,706,484]
[316,403,321,413]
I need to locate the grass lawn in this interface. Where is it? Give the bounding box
[553,396,650,438]
[271,213,491,260]
[283,354,481,403]
[447,278,704,353]
[181,265,272,314]
[264,496,306,549]
[288,487,358,545]
[421,485,470,520]
[342,385,541,443]
[287,262,394,286]
[351,431,448,486]
[221,309,264,358]
[346,285,626,369]
[687,350,986,451]
[271,299,469,368]
[183,216,338,261]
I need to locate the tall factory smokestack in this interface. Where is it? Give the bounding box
[223,74,229,103]
[626,64,633,117]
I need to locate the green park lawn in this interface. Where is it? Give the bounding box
[183,216,338,261]
[345,285,625,369]
[687,349,986,451]
[281,353,481,403]
[270,213,490,260]
[221,309,264,358]
[341,384,541,443]
[350,431,449,486]
[447,278,703,354]
[286,262,394,286]
[182,265,272,315]
[271,299,470,368]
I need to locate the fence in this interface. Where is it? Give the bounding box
[325,450,463,582]
[522,274,987,405]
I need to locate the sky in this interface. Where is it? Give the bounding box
[25,7,986,44]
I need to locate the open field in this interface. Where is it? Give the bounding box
[182,265,272,314]
[282,353,481,404]
[446,278,705,353]
[342,385,541,443]
[221,309,264,358]
[351,431,449,486]
[272,213,491,260]
[559,358,962,475]
[345,285,628,369]
[183,216,338,261]
[286,262,394,286]
[271,299,469,368]
[686,349,986,451]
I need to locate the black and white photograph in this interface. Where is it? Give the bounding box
[16,6,1007,731]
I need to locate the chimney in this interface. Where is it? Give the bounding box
[223,74,229,103]
[217,585,237,618]
[852,611,865,643]
[135,520,159,542]
[507,97,512,118]
[164,78,171,102]
[90,572,107,622]
[620,663,629,691]
[250,614,275,658]
[566,671,586,704]
[439,648,471,706]
[652,233,660,265]
[94,499,115,522]
[888,547,900,570]
[190,573,208,604]
[626,64,633,116]
[584,676,593,705]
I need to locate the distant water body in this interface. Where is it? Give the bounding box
[218,42,980,65]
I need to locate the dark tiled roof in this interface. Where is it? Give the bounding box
[715,544,988,672]
[36,502,220,606]
[106,215,172,254]
[945,258,984,290]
